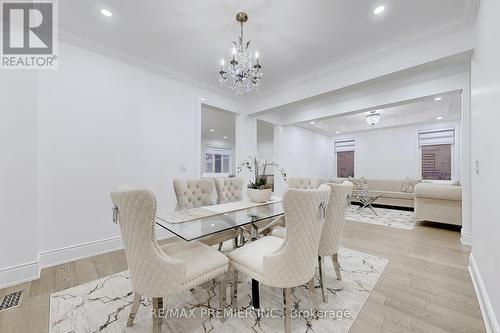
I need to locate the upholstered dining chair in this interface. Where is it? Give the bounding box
[267,181,353,303]
[317,181,353,303]
[288,177,327,189]
[110,185,229,333]
[173,178,240,250]
[228,184,331,333]
[173,178,215,209]
[214,177,244,204]
[260,176,327,236]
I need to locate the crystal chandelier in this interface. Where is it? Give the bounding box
[366,111,381,126]
[218,12,263,94]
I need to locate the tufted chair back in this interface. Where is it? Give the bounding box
[173,179,215,209]
[318,181,353,256]
[288,177,327,189]
[110,186,184,297]
[214,177,244,203]
[263,184,330,288]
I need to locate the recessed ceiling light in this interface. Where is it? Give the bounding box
[434,97,442,101]
[374,5,385,15]
[210,129,215,132]
[336,131,341,134]
[309,121,316,125]
[100,8,112,17]
[436,116,443,120]
[223,136,227,139]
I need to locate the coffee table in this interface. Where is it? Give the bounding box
[352,190,384,215]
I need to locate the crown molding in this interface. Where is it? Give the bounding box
[467,0,481,26]
[254,5,479,99]
[58,31,240,103]
[57,0,479,108]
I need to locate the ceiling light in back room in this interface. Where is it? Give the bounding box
[210,129,215,132]
[374,5,385,15]
[309,121,316,125]
[100,9,112,17]
[434,97,442,101]
[436,116,443,120]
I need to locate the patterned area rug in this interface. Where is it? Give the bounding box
[49,248,387,333]
[346,205,416,230]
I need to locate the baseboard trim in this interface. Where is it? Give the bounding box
[461,230,472,245]
[0,261,40,289]
[39,227,174,269]
[39,235,124,269]
[469,253,500,333]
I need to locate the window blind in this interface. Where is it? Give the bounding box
[205,146,232,155]
[418,129,455,147]
[334,139,355,152]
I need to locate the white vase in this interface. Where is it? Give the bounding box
[247,188,272,203]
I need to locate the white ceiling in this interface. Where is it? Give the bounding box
[298,92,462,136]
[201,105,235,142]
[59,0,477,95]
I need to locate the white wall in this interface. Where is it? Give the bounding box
[274,126,332,194]
[0,42,242,286]
[333,121,461,181]
[257,120,275,164]
[470,0,500,330]
[0,71,39,286]
[35,43,241,265]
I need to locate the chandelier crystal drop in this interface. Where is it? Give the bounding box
[218,12,263,94]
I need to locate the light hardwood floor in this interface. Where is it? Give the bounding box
[0,220,485,333]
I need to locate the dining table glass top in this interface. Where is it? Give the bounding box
[156,199,284,242]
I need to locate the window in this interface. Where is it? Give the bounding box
[203,146,232,177]
[334,139,355,178]
[418,129,454,181]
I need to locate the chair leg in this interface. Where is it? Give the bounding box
[331,253,342,281]
[318,256,328,303]
[231,269,238,310]
[152,297,162,333]
[307,278,317,311]
[126,292,141,327]
[218,242,223,251]
[232,237,239,249]
[283,288,292,333]
[219,275,226,308]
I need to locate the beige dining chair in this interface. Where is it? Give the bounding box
[173,178,215,209]
[267,181,353,303]
[228,184,331,333]
[214,177,244,203]
[261,176,327,237]
[317,181,353,302]
[288,177,327,189]
[111,185,229,333]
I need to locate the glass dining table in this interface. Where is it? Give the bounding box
[155,199,284,309]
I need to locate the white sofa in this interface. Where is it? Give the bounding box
[414,183,462,226]
[331,178,415,208]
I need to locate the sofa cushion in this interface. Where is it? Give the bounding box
[352,190,413,200]
[366,179,405,192]
[414,183,462,201]
[401,177,422,193]
[348,177,366,190]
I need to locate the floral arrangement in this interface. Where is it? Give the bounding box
[236,155,287,189]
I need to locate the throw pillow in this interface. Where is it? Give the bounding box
[402,177,421,193]
[348,176,365,190]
